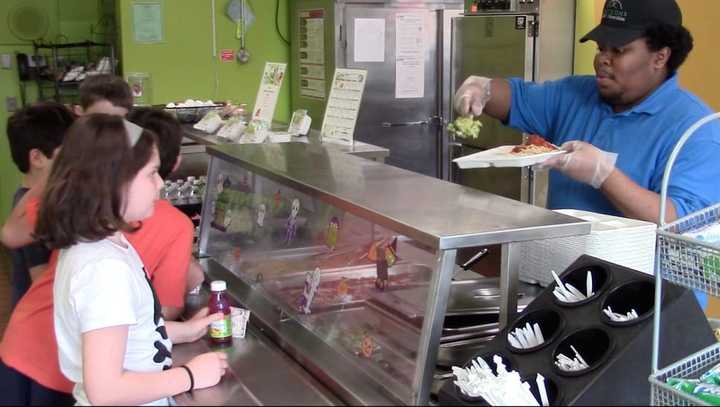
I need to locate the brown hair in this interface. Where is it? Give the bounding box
[127,107,182,179]
[6,101,75,173]
[79,74,133,111]
[35,114,157,249]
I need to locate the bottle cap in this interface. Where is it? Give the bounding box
[210,280,227,291]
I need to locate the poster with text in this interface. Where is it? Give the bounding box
[321,69,367,145]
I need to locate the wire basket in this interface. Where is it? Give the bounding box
[657,203,720,296]
[650,342,720,406]
[651,112,720,405]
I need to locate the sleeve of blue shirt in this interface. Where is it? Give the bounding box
[505,76,570,145]
[650,123,720,219]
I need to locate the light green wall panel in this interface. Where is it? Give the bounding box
[118,0,291,122]
[0,0,100,223]
[0,0,60,44]
[574,0,597,75]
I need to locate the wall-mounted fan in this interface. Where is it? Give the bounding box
[7,3,49,42]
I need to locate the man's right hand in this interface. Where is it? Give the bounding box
[453,76,492,117]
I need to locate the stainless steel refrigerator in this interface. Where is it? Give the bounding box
[290,0,464,178]
[289,0,575,200]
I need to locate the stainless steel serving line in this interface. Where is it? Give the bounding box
[195,142,589,405]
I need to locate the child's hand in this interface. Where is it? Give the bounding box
[182,308,224,343]
[185,352,229,390]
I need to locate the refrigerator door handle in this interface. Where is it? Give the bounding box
[381,116,441,128]
[381,120,428,128]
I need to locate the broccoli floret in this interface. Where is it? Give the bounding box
[448,116,483,139]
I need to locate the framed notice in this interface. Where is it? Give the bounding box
[132,1,164,43]
[320,68,368,146]
[298,9,326,100]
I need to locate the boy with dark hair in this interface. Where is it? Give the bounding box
[127,107,183,179]
[75,74,133,116]
[5,102,75,307]
[0,102,76,404]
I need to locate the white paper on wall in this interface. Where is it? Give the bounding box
[354,18,386,62]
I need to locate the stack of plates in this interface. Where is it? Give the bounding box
[518,209,656,286]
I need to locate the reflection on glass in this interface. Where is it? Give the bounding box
[202,158,438,402]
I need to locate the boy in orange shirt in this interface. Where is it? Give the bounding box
[0,103,75,404]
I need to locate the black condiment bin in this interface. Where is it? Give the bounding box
[440,255,714,405]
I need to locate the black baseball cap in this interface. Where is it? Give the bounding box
[580,0,682,48]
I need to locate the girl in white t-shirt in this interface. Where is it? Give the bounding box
[35,114,228,406]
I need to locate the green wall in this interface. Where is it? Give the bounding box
[0,0,104,223]
[117,0,290,121]
[1,0,290,223]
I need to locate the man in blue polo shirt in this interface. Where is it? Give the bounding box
[454,0,720,225]
[454,0,720,309]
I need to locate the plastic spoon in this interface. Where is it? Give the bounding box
[537,373,550,406]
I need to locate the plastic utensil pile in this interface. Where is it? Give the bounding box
[552,270,594,303]
[453,355,549,406]
[603,306,639,322]
[508,322,545,350]
[554,345,590,372]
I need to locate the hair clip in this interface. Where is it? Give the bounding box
[123,119,143,146]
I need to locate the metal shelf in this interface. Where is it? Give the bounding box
[32,41,116,104]
[33,40,110,49]
[651,112,720,405]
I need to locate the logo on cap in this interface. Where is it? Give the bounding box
[604,0,628,22]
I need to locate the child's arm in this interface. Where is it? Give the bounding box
[83,326,229,405]
[0,188,39,248]
[165,307,224,344]
[28,264,47,282]
[161,259,205,321]
[187,258,206,292]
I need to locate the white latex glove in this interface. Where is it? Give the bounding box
[453,76,492,117]
[542,141,618,189]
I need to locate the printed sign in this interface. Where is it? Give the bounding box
[320,68,367,145]
[251,62,287,124]
[299,9,326,100]
[220,49,235,62]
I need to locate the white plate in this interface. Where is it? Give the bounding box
[453,145,566,169]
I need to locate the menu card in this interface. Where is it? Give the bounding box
[320,68,367,145]
[252,62,287,125]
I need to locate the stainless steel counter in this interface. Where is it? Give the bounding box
[182,124,389,163]
[173,290,340,406]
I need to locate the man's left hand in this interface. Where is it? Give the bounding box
[542,141,618,189]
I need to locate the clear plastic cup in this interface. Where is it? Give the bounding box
[231,307,250,338]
